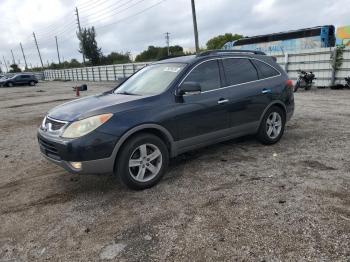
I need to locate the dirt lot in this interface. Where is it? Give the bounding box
[0,81,349,261]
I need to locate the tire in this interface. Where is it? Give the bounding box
[7,82,13,87]
[257,106,286,145]
[115,133,169,190]
[29,81,36,86]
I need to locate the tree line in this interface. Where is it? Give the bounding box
[8,28,243,73]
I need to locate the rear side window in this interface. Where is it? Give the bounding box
[222,58,258,86]
[21,75,30,79]
[252,60,280,79]
[185,60,221,92]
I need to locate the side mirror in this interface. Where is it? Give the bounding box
[178,81,201,96]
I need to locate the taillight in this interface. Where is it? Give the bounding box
[285,79,293,88]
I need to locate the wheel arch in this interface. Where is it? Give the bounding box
[111,124,176,170]
[259,101,287,125]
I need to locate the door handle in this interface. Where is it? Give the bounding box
[217,98,229,104]
[262,88,272,94]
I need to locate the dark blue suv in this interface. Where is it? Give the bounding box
[38,50,294,190]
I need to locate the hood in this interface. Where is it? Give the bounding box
[48,92,148,121]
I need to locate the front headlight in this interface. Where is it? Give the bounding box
[62,113,113,138]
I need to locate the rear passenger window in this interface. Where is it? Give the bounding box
[185,60,221,92]
[252,60,280,79]
[222,58,258,86]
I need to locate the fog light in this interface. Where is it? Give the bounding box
[70,162,82,170]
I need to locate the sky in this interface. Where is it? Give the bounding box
[0,0,349,71]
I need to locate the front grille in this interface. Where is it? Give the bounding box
[45,117,66,131]
[38,137,61,161]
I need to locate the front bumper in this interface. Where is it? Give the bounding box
[39,151,115,174]
[37,129,119,174]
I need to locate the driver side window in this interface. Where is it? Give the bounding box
[184,60,221,92]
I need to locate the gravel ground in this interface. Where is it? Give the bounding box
[0,81,349,261]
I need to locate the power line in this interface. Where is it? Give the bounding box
[35,20,77,39]
[83,0,161,28]
[76,0,105,9]
[93,0,166,31]
[79,0,132,17]
[78,0,116,12]
[2,0,167,65]
[81,0,147,26]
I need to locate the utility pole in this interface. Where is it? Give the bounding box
[55,36,61,64]
[165,32,170,56]
[33,32,44,68]
[2,56,8,72]
[19,42,28,69]
[10,49,15,64]
[191,0,199,53]
[75,7,86,65]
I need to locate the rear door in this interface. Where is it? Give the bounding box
[221,57,273,129]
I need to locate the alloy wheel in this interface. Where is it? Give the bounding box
[266,112,282,139]
[128,143,162,182]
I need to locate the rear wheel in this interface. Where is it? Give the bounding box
[29,81,36,86]
[257,106,285,145]
[115,133,169,190]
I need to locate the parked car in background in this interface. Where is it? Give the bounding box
[0,74,38,87]
[38,50,294,190]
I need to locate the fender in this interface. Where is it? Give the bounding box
[110,123,176,167]
[258,101,287,127]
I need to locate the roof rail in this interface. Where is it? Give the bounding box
[197,49,266,57]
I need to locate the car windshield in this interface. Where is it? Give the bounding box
[114,63,186,96]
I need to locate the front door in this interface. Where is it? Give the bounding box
[174,59,230,143]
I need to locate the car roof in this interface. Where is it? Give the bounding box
[154,50,272,65]
[153,55,196,64]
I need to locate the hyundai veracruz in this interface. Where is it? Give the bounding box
[38,50,294,190]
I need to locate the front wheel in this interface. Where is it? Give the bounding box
[115,133,169,190]
[257,106,285,145]
[7,82,13,87]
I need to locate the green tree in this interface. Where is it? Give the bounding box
[77,27,102,65]
[9,64,21,73]
[69,59,82,68]
[206,33,243,50]
[135,45,185,62]
[100,52,131,65]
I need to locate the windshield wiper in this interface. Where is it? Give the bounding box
[115,91,139,96]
